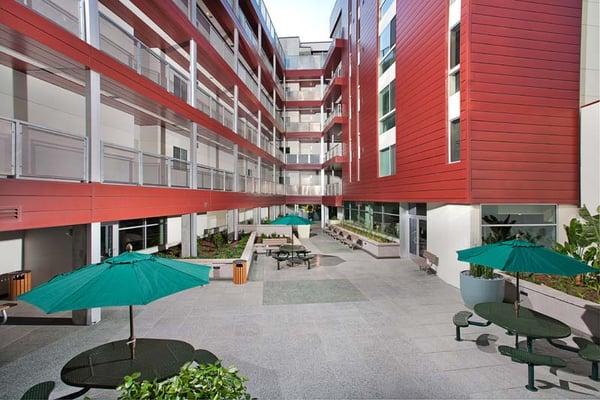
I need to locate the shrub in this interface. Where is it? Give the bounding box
[118,362,251,400]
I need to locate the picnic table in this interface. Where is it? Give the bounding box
[60,338,194,397]
[474,302,571,352]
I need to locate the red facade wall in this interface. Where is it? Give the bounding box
[467,0,581,204]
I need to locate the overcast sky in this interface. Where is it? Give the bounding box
[263,0,337,42]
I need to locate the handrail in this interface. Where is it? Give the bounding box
[325,143,343,161]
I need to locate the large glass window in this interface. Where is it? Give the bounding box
[379,81,396,117]
[380,48,395,75]
[379,17,396,59]
[379,145,396,177]
[119,218,166,252]
[380,0,394,16]
[450,24,460,68]
[481,205,557,247]
[450,119,460,162]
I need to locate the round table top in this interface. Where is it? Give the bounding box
[474,302,571,340]
[279,244,307,253]
[61,338,195,389]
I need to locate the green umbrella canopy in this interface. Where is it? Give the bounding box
[272,215,311,225]
[456,239,595,275]
[18,251,211,314]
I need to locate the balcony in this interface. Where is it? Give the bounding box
[102,143,192,187]
[260,88,274,115]
[19,0,81,38]
[196,88,235,131]
[238,60,259,96]
[1,117,87,182]
[236,6,258,49]
[324,104,343,128]
[251,0,286,63]
[325,144,343,161]
[197,166,234,191]
[285,84,324,101]
[325,182,342,196]
[98,13,188,102]
[286,154,321,164]
[196,10,235,69]
[285,54,326,70]
[286,184,322,196]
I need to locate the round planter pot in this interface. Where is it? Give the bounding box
[459,270,505,308]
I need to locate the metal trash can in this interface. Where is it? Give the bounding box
[232,259,247,285]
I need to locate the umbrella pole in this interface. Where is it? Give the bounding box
[515,272,520,348]
[128,305,136,359]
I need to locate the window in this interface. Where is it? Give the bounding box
[379,17,396,59]
[450,24,460,68]
[173,146,188,171]
[379,145,396,177]
[119,218,166,252]
[380,48,395,74]
[481,205,557,247]
[449,70,460,95]
[380,0,394,16]
[449,119,460,162]
[380,113,396,133]
[379,81,395,117]
[344,201,400,238]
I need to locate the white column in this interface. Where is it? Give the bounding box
[181,214,198,257]
[233,144,239,191]
[189,40,198,189]
[84,0,100,183]
[233,209,239,240]
[233,85,239,133]
[321,205,328,228]
[234,28,239,73]
[72,222,101,325]
[257,156,262,194]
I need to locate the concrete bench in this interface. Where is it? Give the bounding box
[498,345,566,392]
[263,238,289,247]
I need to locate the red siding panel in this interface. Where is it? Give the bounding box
[467,0,581,204]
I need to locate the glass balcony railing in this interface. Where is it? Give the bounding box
[98,14,188,101]
[285,53,326,70]
[325,144,343,161]
[325,182,342,196]
[260,48,274,76]
[238,118,258,145]
[285,120,321,132]
[285,85,324,101]
[324,104,343,127]
[197,165,234,191]
[196,11,235,69]
[19,0,81,38]
[260,88,274,114]
[238,60,259,95]
[285,184,322,196]
[251,0,286,63]
[196,88,235,131]
[236,7,258,49]
[0,117,87,181]
[102,142,190,187]
[286,154,321,164]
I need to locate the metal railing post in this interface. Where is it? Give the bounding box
[14,121,22,178]
[167,157,172,187]
[83,137,88,182]
[210,168,214,190]
[137,150,143,185]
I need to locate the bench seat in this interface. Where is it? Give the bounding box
[574,337,600,381]
[498,345,566,391]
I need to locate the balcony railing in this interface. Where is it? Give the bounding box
[324,104,343,127]
[19,0,82,38]
[196,88,235,131]
[196,11,235,69]
[239,175,259,193]
[285,53,326,70]
[238,118,258,145]
[325,144,343,161]
[285,85,324,101]
[99,13,188,102]
[102,143,190,187]
[286,184,322,196]
[260,88,274,115]
[236,7,258,49]
[251,0,285,63]
[238,61,259,95]
[1,117,87,181]
[286,121,321,132]
[198,165,234,191]
[260,48,274,76]
[325,182,342,196]
[286,154,321,164]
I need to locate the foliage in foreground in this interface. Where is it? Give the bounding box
[338,222,394,243]
[118,362,251,400]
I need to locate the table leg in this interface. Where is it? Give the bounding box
[515,334,519,348]
[56,387,90,400]
[527,337,533,353]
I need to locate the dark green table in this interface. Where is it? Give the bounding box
[60,338,194,396]
[279,245,310,265]
[474,302,571,352]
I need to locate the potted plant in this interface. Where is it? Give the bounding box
[118,362,251,400]
[459,264,505,308]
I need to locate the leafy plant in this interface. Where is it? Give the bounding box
[118,362,251,400]
[469,264,495,279]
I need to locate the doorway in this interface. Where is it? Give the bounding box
[408,203,427,257]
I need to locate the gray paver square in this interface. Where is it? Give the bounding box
[263,278,367,305]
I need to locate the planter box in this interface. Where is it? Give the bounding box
[335,226,400,258]
[501,273,600,339]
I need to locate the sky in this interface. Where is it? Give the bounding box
[263,0,337,43]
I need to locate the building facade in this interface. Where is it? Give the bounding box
[0,0,597,296]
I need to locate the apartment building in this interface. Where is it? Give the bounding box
[0,0,597,298]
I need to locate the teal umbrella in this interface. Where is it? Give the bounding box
[457,239,595,303]
[272,215,311,259]
[19,251,211,357]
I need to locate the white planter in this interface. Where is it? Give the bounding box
[335,226,400,258]
[501,273,600,338]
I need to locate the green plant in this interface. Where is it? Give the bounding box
[469,264,495,279]
[555,206,600,295]
[118,362,251,400]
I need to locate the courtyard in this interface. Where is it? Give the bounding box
[1,230,599,399]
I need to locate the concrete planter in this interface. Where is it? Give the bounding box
[501,273,600,339]
[459,270,505,308]
[335,226,400,258]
